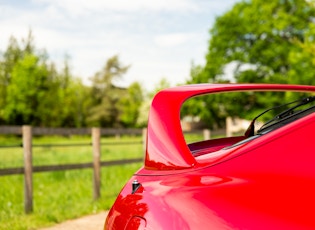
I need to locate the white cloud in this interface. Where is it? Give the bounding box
[32,0,200,16]
[154,33,197,47]
[1,0,240,91]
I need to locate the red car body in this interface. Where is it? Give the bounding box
[105,84,315,230]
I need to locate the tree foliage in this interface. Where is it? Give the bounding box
[202,0,315,84]
[88,55,131,127]
[0,32,161,128]
[185,0,315,128]
[118,82,143,127]
[4,53,49,124]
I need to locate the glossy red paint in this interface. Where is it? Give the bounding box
[145,84,315,171]
[105,84,315,230]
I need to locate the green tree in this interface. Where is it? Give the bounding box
[0,31,53,126]
[0,36,24,123]
[287,20,315,85]
[201,0,315,84]
[88,55,130,127]
[4,53,49,125]
[185,0,315,127]
[40,59,90,127]
[0,32,89,127]
[118,82,143,127]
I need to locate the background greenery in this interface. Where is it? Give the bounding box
[1,0,314,129]
[0,135,144,230]
[185,0,315,127]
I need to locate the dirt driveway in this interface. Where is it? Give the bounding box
[39,211,108,230]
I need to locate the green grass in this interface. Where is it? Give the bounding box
[0,135,143,230]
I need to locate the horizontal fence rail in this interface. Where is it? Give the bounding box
[0,126,147,214]
[0,158,143,176]
[0,125,212,214]
[0,126,143,136]
[0,141,143,149]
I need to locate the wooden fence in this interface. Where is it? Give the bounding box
[0,125,211,214]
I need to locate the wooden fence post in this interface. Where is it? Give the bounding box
[92,127,101,200]
[23,125,33,213]
[203,129,211,140]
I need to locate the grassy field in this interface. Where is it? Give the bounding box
[0,135,144,230]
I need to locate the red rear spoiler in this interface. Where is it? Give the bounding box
[145,84,315,170]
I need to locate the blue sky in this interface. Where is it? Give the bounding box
[0,0,239,90]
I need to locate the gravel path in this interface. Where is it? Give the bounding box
[39,211,108,230]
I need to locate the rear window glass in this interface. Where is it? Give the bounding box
[181,91,315,154]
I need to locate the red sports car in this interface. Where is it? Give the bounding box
[104,84,315,230]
